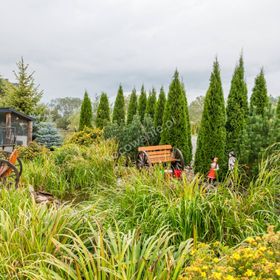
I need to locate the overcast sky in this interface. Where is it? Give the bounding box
[0,0,279,103]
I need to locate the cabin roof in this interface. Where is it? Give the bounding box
[0,108,35,121]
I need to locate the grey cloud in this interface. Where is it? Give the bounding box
[0,0,279,103]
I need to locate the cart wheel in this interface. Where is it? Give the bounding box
[15,158,23,177]
[136,151,151,169]
[171,148,185,170]
[0,159,20,189]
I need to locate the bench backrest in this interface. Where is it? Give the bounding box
[138,145,175,164]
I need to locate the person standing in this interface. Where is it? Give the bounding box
[207,157,219,184]
[228,152,236,171]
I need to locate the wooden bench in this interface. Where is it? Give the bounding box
[136,145,184,170]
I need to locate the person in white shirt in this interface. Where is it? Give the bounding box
[228,152,236,171]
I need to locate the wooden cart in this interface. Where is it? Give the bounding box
[136,145,185,170]
[0,149,22,189]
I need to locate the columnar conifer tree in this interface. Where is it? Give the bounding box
[276,97,280,119]
[79,91,93,130]
[154,87,166,144]
[138,85,147,123]
[96,92,110,129]
[127,88,138,124]
[112,85,125,125]
[160,70,192,163]
[250,69,269,116]
[225,56,249,161]
[194,59,226,174]
[181,81,192,163]
[154,87,166,128]
[146,88,157,119]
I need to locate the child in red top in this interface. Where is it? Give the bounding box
[207,157,219,184]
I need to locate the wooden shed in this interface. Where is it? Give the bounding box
[0,108,34,151]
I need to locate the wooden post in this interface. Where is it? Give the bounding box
[5,112,12,144]
[27,121,33,145]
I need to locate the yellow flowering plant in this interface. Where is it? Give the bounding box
[179,226,280,279]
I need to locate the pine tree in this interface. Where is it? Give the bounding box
[9,57,43,115]
[35,122,62,148]
[250,68,269,116]
[96,92,110,129]
[194,59,226,175]
[138,85,147,123]
[127,88,138,124]
[146,88,157,119]
[225,55,249,162]
[112,85,125,125]
[79,91,93,131]
[160,70,192,163]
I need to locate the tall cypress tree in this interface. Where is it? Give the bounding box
[127,88,138,124]
[225,55,249,161]
[276,97,280,119]
[138,85,147,123]
[112,85,125,125]
[181,81,192,163]
[160,70,192,163]
[96,92,110,129]
[154,87,166,128]
[146,88,157,119]
[194,59,226,174]
[250,68,269,116]
[154,87,166,144]
[79,91,93,131]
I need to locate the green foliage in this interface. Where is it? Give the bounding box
[250,68,269,116]
[138,85,147,123]
[96,92,110,129]
[65,127,102,146]
[79,91,93,130]
[181,227,280,279]
[112,85,125,125]
[1,142,280,278]
[194,59,226,174]
[126,88,138,124]
[7,57,43,116]
[154,87,166,143]
[48,97,82,130]
[226,55,249,162]
[104,115,144,160]
[22,141,116,197]
[146,88,157,119]
[247,104,279,174]
[18,141,50,160]
[104,114,158,160]
[34,122,62,148]
[161,70,192,163]
[181,82,193,162]
[188,96,204,134]
[276,97,280,119]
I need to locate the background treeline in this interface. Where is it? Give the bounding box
[0,56,279,176]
